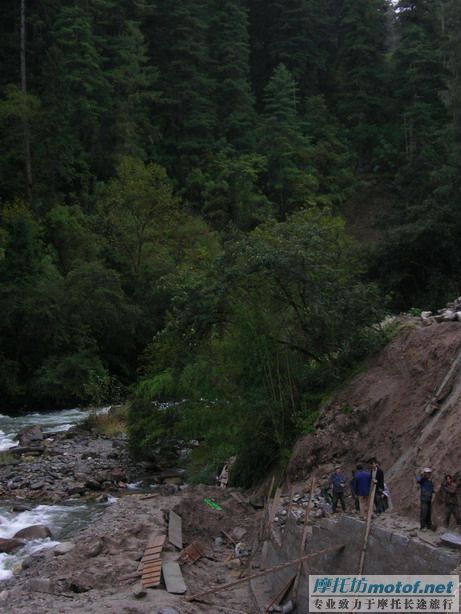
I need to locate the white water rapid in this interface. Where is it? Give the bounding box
[0,407,111,580]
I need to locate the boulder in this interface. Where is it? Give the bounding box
[132,583,147,599]
[68,571,94,593]
[65,482,86,496]
[0,538,25,553]
[14,525,52,540]
[53,542,75,556]
[86,539,103,558]
[11,503,32,512]
[16,425,44,447]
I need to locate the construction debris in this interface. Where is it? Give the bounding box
[140,534,166,589]
[178,541,205,565]
[162,561,187,594]
[168,510,183,550]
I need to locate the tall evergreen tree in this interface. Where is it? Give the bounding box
[247,0,330,102]
[208,0,256,151]
[391,0,449,193]
[147,0,216,176]
[260,64,317,218]
[329,0,390,169]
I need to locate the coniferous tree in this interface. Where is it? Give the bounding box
[330,0,390,169]
[260,64,317,218]
[208,0,256,151]
[147,0,216,177]
[392,0,449,193]
[247,0,330,102]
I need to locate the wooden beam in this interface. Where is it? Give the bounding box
[292,476,316,601]
[168,511,183,549]
[358,481,377,575]
[186,544,345,602]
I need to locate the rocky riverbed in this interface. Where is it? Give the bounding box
[0,420,263,613]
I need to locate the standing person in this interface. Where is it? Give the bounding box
[329,466,346,513]
[350,470,360,512]
[416,468,434,530]
[370,459,385,513]
[353,463,371,520]
[442,475,461,528]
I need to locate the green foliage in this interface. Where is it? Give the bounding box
[0,451,18,466]
[129,207,384,484]
[2,0,461,484]
[81,405,128,437]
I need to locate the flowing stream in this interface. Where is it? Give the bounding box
[0,408,112,581]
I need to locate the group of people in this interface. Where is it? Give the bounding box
[416,468,461,531]
[328,462,461,530]
[328,459,388,521]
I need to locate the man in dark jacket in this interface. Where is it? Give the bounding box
[417,468,434,530]
[329,466,346,513]
[442,475,461,528]
[353,463,371,520]
[370,459,385,513]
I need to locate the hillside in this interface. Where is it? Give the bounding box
[288,320,461,524]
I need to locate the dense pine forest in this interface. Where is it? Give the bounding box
[1,1,461,483]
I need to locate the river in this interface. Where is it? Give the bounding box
[0,407,112,581]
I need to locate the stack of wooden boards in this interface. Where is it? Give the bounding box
[138,511,189,594]
[139,534,166,588]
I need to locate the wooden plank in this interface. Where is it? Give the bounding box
[145,544,163,552]
[142,555,162,564]
[178,541,205,565]
[143,578,161,588]
[267,487,282,529]
[163,561,187,594]
[148,534,166,548]
[143,573,161,582]
[143,562,162,571]
[143,548,163,557]
[143,570,162,579]
[168,511,183,550]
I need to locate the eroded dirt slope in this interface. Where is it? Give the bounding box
[287,321,461,524]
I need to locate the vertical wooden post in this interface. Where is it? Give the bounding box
[292,476,316,602]
[358,481,377,575]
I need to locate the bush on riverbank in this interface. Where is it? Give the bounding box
[82,405,128,437]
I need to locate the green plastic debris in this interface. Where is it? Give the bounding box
[203,498,222,511]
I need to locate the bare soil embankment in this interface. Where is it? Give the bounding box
[288,321,461,524]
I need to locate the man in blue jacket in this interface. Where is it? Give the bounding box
[353,463,371,520]
[417,468,434,530]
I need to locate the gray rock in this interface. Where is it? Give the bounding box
[158,609,180,614]
[86,539,103,558]
[16,425,44,447]
[53,542,75,556]
[68,571,94,593]
[132,583,147,599]
[14,525,52,540]
[27,578,54,594]
[11,503,32,512]
[0,538,25,553]
[65,482,86,495]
